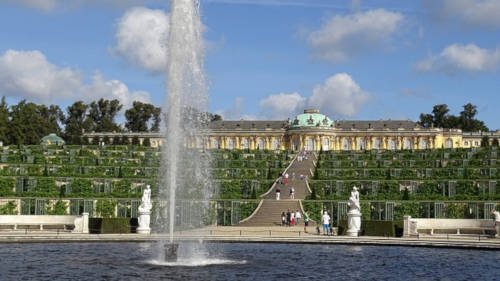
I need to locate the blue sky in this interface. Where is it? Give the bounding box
[0,0,499,129]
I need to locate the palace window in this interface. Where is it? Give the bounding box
[242,138,249,149]
[359,139,366,150]
[374,138,381,150]
[464,141,469,146]
[323,138,329,151]
[404,139,412,150]
[446,138,453,148]
[420,139,428,149]
[307,138,314,151]
[389,139,396,150]
[258,138,265,150]
[212,138,219,149]
[273,139,279,150]
[228,138,234,150]
[343,138,351,151]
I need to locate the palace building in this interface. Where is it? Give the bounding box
[84,109,499,151]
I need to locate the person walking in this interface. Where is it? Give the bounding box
[286,209,291,227]
[290,211,295,226]
[275,186,281,200]
[295,210,301,225]
[290,186,295,199]
[284,173,289,185]
[492,209,500,238]
[281,212,286,226]
[322,211,330,235]
[303,211,309,233]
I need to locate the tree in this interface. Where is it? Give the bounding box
[0,97,9,144]
[492,138,499,147]
[143,138,151,147]
[481,135,490,147]
[64,101,91,144]
[418,113,434,128]
[8,100,63,145]
[132,136,140,145]
[432,104,450,128]
[125,101,160,132]
[459,103,488,132]
[112,135,122,145]
[87,99,123,132]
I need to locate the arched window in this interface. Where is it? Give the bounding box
[228,138,234,150]
[258,138,265,150]
[307,138,314,151]
[323,138,329,151]
[389,139,396,150]
[273,139,279,150]
[374,138,381,150]
[420,139,428,149]
[212,138,219,149]
[405,139,412,150]
[343,138,351,151]
[446,138,453,148]
[359,139,366,150]
[242,138,249,149]
[293,138,299,151]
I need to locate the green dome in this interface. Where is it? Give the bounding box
[41,133,65,146]
[290,109,333,127]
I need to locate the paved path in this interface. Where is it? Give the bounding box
[239,152,316,226]
[1,227,499,250]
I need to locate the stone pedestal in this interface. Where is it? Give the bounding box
[346,210,361,237]
[137,210,151,234]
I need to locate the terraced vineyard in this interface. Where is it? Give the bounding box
[0,145,293,225]
[304,148,500,224]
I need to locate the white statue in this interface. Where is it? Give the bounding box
[139,185,152,211]
[137,185,152,234]
[348,186,360,212]
[346,186,362,237]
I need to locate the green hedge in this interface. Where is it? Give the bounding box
[89,218,138,234]
[338,220,403,237]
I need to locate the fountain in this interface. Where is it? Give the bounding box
[156,0,211,263]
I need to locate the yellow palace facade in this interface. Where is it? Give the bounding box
[84,109,498,151]
[202,109,495,151]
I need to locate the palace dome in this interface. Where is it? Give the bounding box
[290,109,333,128]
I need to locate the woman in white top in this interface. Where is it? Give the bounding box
[295,210,301,224]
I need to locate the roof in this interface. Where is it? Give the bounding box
[41,133,65,144]
[335,120,421,130]
[290,109,333,128]
[208,120,289,130]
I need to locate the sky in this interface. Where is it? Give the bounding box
[0,0,499,129]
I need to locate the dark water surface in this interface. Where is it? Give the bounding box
[0,242,498,281]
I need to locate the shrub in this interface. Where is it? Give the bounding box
[0,201,18,215]
[89,218,132,234]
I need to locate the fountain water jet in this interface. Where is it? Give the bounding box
[156,0,211,263]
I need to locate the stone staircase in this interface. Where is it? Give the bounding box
[238,152,317,226]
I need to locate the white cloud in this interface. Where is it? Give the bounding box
[112,7,169,73]
[9,0,157,12]
[425,0,500,28]
[308,73,370,116]
[14,0,58,12]
[254,74,370,120]
[82,73,150,108]
[306,9,403,62]
[415,43,500,73]
[258,93,306,119]
[0,50,81,103]
[0,49,150,108]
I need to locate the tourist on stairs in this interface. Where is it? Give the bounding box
[276,186,281,200]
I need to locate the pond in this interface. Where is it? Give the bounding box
[0,242,498,281]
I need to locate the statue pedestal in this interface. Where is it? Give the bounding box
[137,210,151,234]
[346,210,361,237]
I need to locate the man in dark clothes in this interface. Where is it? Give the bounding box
[286,209,291,227]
